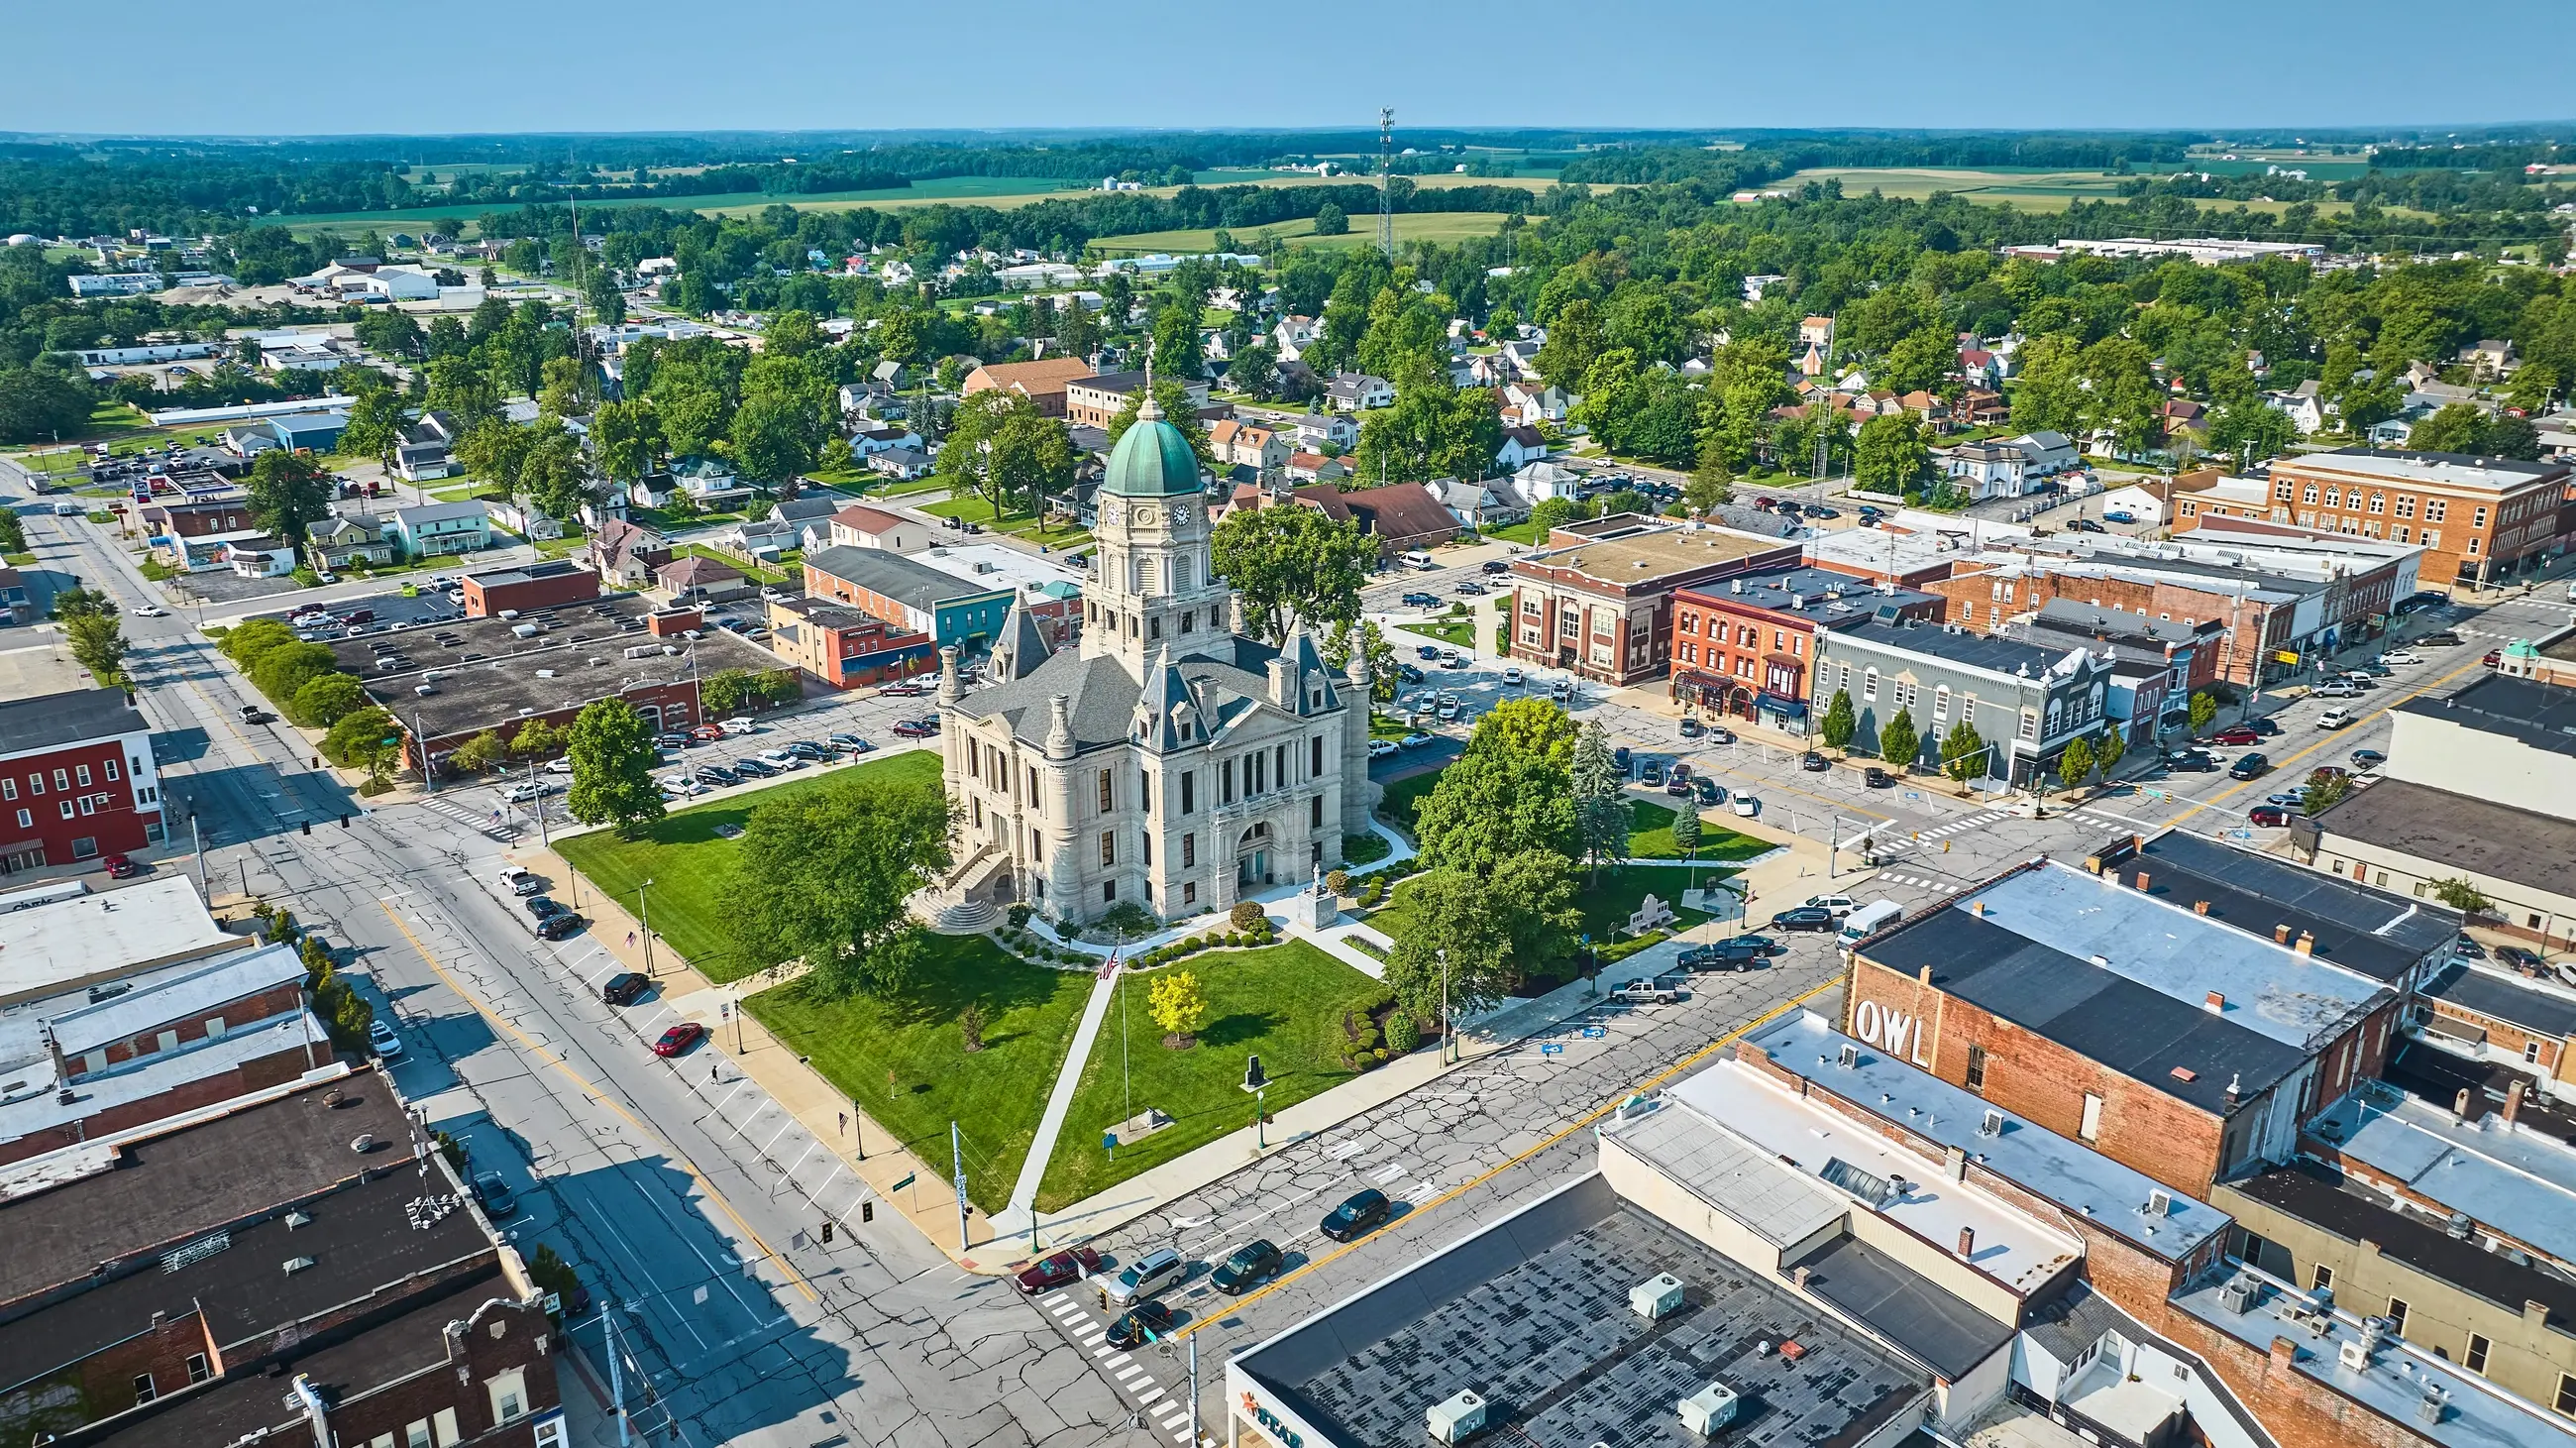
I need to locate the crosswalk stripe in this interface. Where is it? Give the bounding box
[1137,1389,1166,1407]
[1118,1367,1145,1384]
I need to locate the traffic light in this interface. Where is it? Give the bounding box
[299,821,310,835]
[861,1201,874,1223]
[819,1219,834,1244]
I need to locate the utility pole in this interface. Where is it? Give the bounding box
[604,1303,631,1448]
[950,1121,970,1252]
[191,814,206,899]
[1188,1333,1201,1448]
[1377,108,1396,260]
[525,758,550,848]
[639,877,656,975]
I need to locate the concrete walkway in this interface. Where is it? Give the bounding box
[991,961,1123,1241]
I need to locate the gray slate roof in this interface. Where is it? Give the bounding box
[0,687,146,757]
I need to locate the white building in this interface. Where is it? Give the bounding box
[934,396,1373,927]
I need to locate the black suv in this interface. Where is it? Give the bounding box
[2227,753,2270,781]
[1211,1239,1284,1294]
[601,972,651,1006]
[1320,1189,1391,1242]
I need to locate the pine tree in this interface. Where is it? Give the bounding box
[1671,798,1703,857]
[1568,720,1632,885]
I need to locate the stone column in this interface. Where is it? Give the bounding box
[1340,645,1376,842]
[1040,696,1084,921]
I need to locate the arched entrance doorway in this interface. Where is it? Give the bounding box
[1725,685,1757,722]
[1235,822,1273,889]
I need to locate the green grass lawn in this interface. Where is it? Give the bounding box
[554,750,940,982]
[873,475,952,498]
[1484,519,1546,546]
[920,492,1092,548]
[1398,618,1476,648]
[1623,797,1776,861]
[1362,864,1716,986]
[671,542,790,587]
[1033,941,1389,1211]
[745,936,1093,1213]
[1093,211,1514,256]
[1367,710,1412,741]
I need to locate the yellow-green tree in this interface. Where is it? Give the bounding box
[1148,969,1208,1048]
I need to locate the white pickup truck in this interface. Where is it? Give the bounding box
[1610,978,1682,1005]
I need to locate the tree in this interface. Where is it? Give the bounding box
[726,774,955,996]
[1209,503,1375,642]
[2206,401,2298,465]
[454,416,532,495]
[1383,851,1579,1022]
[1821,689,1857,752]
[321,707,401,779]
[2302,770,2353,816]
[1527,496,1579,534]
[288,672,368,728]
[1670,797,1703,856]
[516,418,593,522]
[2188,690,2218,735]
[957,1002,987,1053]
[1569,720,1632,884]
[1231,339,1278,399]
[590,399,660,486]
[53,587,127,684]
[2093,727,2125,780]
[1938,720,1988,784]
[1054,299,1102,362]
[451,729,509,774]
[1322,618,1400,702]
[565,700,664,838]
[1878,708,1919,770]
[730,389,824,487]
[247,450,333,541]
[1413,703,1581,877]
[2058,734,2096,791]
[2407,403,2491,456]
[1351,360,1503,483]
[585,265,626,325]
[1148,969,1209,1048]
[511,718,571,762]
[337,385,408,472]
[1312,202,1348,237]
[2430,877,2494,914]
[1853,412,1930,494]
[1684,437,1733,513]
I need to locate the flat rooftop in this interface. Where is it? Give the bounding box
[1804,522,2021,581]
[2397,672,2576,758]
[1828,616,2093,678]
[1639,1058,2083,1299]
[1683,566,1937,619]
[911,540,1087,601]
[2132,830,2455,987]
[0,1010,329,1150]
[1862,862,2394,1111]
[2309,1081,2576,1269]
[0,877,239,1009]
[1236,1173,1929,1448]
[2279,447,2568,494]
[0,641,105,701]
[1521,522,1791,590]
[332,591,784,738]
[2174,1265,2576,1448]
[1740,1012,2232,1264]
[2419,961,2576,1040]
[2309,776,2576,904]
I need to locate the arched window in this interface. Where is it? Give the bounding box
[1173,555,1193,591]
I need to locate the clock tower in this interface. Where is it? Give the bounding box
[1085,393,1231,675]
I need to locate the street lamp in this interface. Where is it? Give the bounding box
[638,877,657,975]
[1438,947,1452,1065]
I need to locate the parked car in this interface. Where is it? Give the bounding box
[1210,1240,1283,1294]
[473,1171,516,1217]
[1320,1188,1393,1243]
[525,895,568,922]
[601,972,651,1006]
[785,741,828,761]
[1802,894,1857,917]
[2065,518,2107,534]
[1800,750,1831,771]
[1397,664,1425,685]
[1691,776,1723,806]
[1106,1301,1176,1349]
[2248,805,2294,828]
[1415,644,1441,661]
[690,724,725,741]
[1013,1247,1104,1295]
[1804,503,1840,519]
[1451,580,1485,596]
[1863,766,1896,788]
[239,705,274,724]
[2418,630,2464,647]
[1103,1247,1188,1305]
[2379,650,2422,666]
[536,913,584,942]
[732,758,779,779]
[658,732,693,750]
[1703,724,1736,744]
[696,766,737,787]
[828,733,874,754]
[1770,905,1837,932]
[2212,725,2262,746]
[1663,772,1690,797]
[1400,592,1440,608]
[1677,938,1770,970]
[2350,749,2387,769]
[101,853,145,879]
[1611,978,1680,1005]
[1400,731,1434,748]
[891,718,940,738]
[368,1018,403,1058]
[2484,649,2504,668]
[1612,746,1633,775]
[1731,794,1759,817]
[2228,753,2270,780]
[879,680,928,698]
[2101,509,2137,524]
[2314,681,2360,699]
[2164,749,2215,772]
[1501,666,1524,687]
[1679,717,1704,738]
[1438,653,1468,671]
[2498,945,2547,973]
[652,1022,705,1058]
[2317,706,2356,729]
[1639,761,1665,787]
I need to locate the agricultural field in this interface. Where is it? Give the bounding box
[1774,166,2411,217]
[1093,210,1513,256]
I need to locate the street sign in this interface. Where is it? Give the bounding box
[1540,1042,1565,1056]
[1103,1131,1118,1152]
[1903,791,1923,802]
[543,1291,562,1314]
[1579,1026,1606,1040]
[890,1171,916,1192]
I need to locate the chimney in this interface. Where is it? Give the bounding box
[2273,924,2293,944]
[1918,965,1933,984]
[1267,654,1297,708]
[2454,1088,2473,1119]
[2505,1080,2526,1125]
[2270,1336,2299,1374]
[2294,931,2314,956]
[1792,1265,1812,1289]
[2194,900,2210,915]
[1945,1144,1969,1181]
[2134,870,2151,892]
[2225,1072,2242,1106]
[1971,900,1987,917]
[2204,990,2227,1013]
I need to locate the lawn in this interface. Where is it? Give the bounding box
[1361,864,1717,985]
[747,935,1093,1213]
[672,542,790,587]
[1398,618,1476,649]
[554,749,941,983]
[1032,940,1390,1212]
[920,492,1091,548]
[1484,519,1546,546]
[1092,211,1516,256]
[1623,797,1775,862]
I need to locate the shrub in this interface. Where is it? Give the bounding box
[1229,899,1266,932]
[1386,1011,1422,1053]
[1006,903,1033,929]
[1373,1048,1387,1062]
[1326,868,1350,896]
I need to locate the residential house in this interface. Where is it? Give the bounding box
[1957,346,2003,388]
[961,357,1095,417]
[723,516,799,564]
[2161,397,2208,438]
[1429,478,1518,530]
[671,455,756,507]
[1934,440,2030,499]
[1283,452,1347,485]
[849,423,923,457]
[1813,618,2122,786]
[1062,371,1209,428]
[483,494,563,542]
[770,495,839,551]
[390,500,489,558]
[306,512,392,570]
[1502,460,1584,512]
[1498,382,1572,425]
[1325,373,1394,412]
[224,535,298,578]
[656,553,751,604]
[2007,430,2082,477]
[1208,418,1290,472]
[1496,337,1543,378]
[586,517,672,587]
[1272,314,1320,360]
[827,504,930,555]
[1495,425,1549,473]
[868,446,934,481]
[1958,389,2010,427]
[1797,316,1835,377]
[1290,413,1358,453]
[1290,481,1456,559]
[392,409,462,481]
[2268,379,2329,435]
[2459,338,2521,378]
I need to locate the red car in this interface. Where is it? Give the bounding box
[1013,1247,1103,1294]
[100,853,145,879]
[652,1022,706,1058]
[2485,649,2504,667]
[2211,725,2261,746]
[891,718,940,738]
[2249,805,2293,828]
[690,724,725,741]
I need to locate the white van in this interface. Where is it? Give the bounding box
[1837,899,1904,948]
[1399,550,1438,571]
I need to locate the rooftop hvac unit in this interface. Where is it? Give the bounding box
[2447,1211,2473,1240]
[1677,1382,1740,1438]
[2416,1384,2450,1427]
[2147,1189,2173,1217]
[1980,1108,2005,1137]
[1837,1043,1860,1068]
[2338,1337,2375,1372]
[2219,1276,2262,1314]
[1631,1274,1685,1321]
[281,1255,316,1275]
[1427,1390,1486,1444]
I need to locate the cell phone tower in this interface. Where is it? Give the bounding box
[1378,107,1396,259]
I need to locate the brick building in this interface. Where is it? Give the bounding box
[2262,448,2574,590]
[1667,567,1939,734]
[460,559,602,617]
[1841,836,2442,1198]
[1507,516,1800,687]
[959,357,1094,417]
[764,595,934,689]
[0,681,166,875]
[1927,557,2314,687]
[0,1070,562,1448]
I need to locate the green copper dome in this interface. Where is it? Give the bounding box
[1102,399,1205,499]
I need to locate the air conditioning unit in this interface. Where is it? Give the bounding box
[1837,1043,1860,1067]
[2339,1337,2374,1372]
[1677,1382,1740,1438]
[2416,1384,2450,1427]
[1631,1274,1685,1321]
[1427,1390,1486,1444]
[2147,1188,2173,1217]
[2219,1276,2262,1314]
[1980,1108,2005,1137]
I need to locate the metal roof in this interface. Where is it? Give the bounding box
[2308,1082,2576,1270]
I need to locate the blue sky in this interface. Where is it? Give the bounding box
[3,1,2568,136]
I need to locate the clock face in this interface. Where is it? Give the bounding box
[1102,501,1127,526]
[1169,503,1194,526]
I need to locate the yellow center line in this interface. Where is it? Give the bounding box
[2174,654,2491,821]
[1172,976,1843,1334]
[376,903,821,1304]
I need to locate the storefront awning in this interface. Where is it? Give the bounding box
[1756,693,1808,718]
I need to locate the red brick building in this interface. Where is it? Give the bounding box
[462,558,603,617]
[1668,566,1939,731]
[1508,517,1801,687]
[0,686,166,876]
[765,596,934,689]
